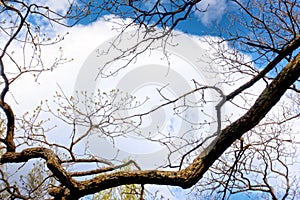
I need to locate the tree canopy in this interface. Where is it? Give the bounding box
[0,0,299,199]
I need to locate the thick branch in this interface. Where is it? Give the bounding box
[0,100,15,152]
[50,52,300,199]
[182,52,300,187]
[227,36,300,101]
[0,147,78,191]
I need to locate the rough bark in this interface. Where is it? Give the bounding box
[1,52,299,199]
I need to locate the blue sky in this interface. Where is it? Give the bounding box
[73,0,233,36]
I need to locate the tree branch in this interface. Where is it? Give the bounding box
[45,52,300,199]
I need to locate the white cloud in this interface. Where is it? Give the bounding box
[195,0,228,26]
[2,5,299,197]
[1,14,231,199]
[26,0,71,14]
[7,16,133,112]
